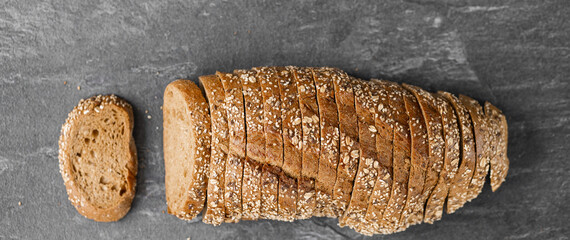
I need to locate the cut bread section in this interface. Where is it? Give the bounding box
[217,72,246,222]
[312,67,341,218]
[199,75,228,225]
[59,95,137,222]
[163,80,211,221]
[484,102,509,192]
[423,94,460,223]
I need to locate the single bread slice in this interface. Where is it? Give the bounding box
[340,78,379,231]
[439,91,476,214]
[378,81,411,234]
[485,102,509,192]
[276,67,301,221]
[289,66,319,219]
[59,95,137,222]
[217,72,246,222]
[236,69,263,221]
[397,88,429,231]
[362,80,394,235]
[255,67,283,220]
[402,84,445,225]
[459,95,490,202]
[331,71,360,217]
[163,80,211,220]
[199,75,228,226]
[311,67,341,218]
[423,94,460,223]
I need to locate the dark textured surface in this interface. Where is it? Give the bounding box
[1,0,569,239]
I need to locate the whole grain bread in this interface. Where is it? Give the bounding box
[217,72,246,222]
[484,102,509,192]
[163,80,211,221]
[199,75,229,225]
[59,95,137,222]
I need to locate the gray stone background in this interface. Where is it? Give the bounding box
[1,0,569,239]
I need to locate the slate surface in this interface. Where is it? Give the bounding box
[1,0,569,239]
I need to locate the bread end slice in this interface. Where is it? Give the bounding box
[163,80,211,220]
[59,95,137,222]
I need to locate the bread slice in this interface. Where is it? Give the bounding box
[236,69,264,221]
[163,81,211,220]
[311,67,341,218]
[378,81,411,234]
[59,95,137,222]
[362,80,394,235]
[484,102,509,192]
[340,78,379,230]
[459,95,490,202]
[397,88,429,231]
[423,94,460,223]
[217,72,246,222]
[199,75,228,226]
[255,67,283,220]
[288,66,319,219]
[439,91,476,214]
[331,71,360,217]
[402,84,445,225]
[276,67,301,221]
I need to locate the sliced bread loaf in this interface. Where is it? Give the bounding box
[484,102,509,192]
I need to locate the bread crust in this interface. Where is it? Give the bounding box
[59,95,137,222]
[484,102,509,192]
[423,94,460,223]
[163,80,211,220]
[331,71,360,217]
[255,67,283,219]
[340,78,379,230]
[439,92,476,214]
[311,67,341,218]
[200,75,228,225]
[236,69,264,221]
[217,72,246,222]
[460,95,490,202]
[403,84,445,225]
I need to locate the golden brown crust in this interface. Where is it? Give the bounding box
[200,75,228,225]
[217,72,246,222]
[255,67,283,219]
[311,67,341,218]
[59,95,137,222]
[276,67,301,221]
[423,94,460,223]
[439,91,476,214]
[163,80,211,221]
[485,102,509,192]
[331,71,360,217]
[459,95,490,202]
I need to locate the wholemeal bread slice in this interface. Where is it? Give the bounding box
[340,78,379,230]
[199,75,229,226]
[423,94,461,223]
[378,81,411,234]
[331,71,360,217]
[255,67,283,220]
[163,81,211,221]
[289,66,319,219]
[484,102,509,192]
[397,88,429,231]
[59,95,137,222]
[362,80,394,235]
[311,67,341,218]
[439,91,476,214]
[402,84,445,225]
[236,69,264,221]
[276,67,301,221]
[459,95,490,202]
[217,72,246,222]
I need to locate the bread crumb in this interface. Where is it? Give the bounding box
[247,30,251,34]
[162,210,165,214]
[187,238,191,240]
[77,86,81,90]
[18,201,21,206]
[64,81,67,85]
[145,110,148,114]
[160,106,163,110]
[234,31,237,35]
[355,68,359,72]
[147,115,152,119]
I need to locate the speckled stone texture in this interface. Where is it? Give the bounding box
[1,0,569,239]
